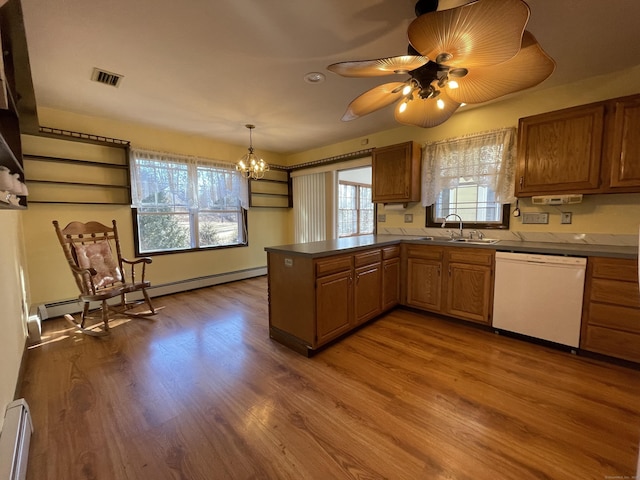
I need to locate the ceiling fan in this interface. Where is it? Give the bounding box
[327,0,555,128]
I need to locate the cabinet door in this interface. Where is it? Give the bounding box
[445,262,493,324]
[316,270,353,345]
[372,141,421,203]
[354,263,382,325]
[516,104,605,196]
[382,257,400,311]
[406,258,442,312]
[607,96,640,190]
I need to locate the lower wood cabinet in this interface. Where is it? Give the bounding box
[581,256,640,363]
[403,244,494,325]
[445,248,494,325]
[382,246,401,311]
[267,246,399,355]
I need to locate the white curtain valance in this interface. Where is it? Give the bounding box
[421,127,517,207]
[129,148,249,209]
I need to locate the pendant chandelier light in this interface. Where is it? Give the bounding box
[236,124,269,180]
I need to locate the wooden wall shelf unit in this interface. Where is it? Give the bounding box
[249,168,292,208]
[23,152,131,205]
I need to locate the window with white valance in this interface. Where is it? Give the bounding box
[130,149,249,254]
[421,128,516,228]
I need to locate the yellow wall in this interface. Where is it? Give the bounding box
[0,211,29,430]
[286,65,640,238]
[22,64,640,307]
[22,110,293,306]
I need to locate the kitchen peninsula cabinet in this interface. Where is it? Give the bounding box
[267,246,394,356]
[516,93,640,197]
[354,249,382,326]
[372,141,421,204]
[581,256,640,363]
[402,244,494,325]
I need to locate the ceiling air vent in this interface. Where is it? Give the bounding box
[91,68,123,87]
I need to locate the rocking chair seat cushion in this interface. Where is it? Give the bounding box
[74,240,123,290]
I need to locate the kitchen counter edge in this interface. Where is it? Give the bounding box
[264,235,639,260]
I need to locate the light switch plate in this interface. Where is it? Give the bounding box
[377,214,386,223]
[561,212,572,224]
[404,214,413,223]
[522,212,549,224]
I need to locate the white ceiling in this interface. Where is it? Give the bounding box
[20,0,640,155]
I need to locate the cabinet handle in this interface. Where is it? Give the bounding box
[356,274,360,285]
[448,265,451,276]
[519,176,524,187]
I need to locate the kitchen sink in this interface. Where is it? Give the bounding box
[449,238,500,245]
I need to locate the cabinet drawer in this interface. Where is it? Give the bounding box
[590,257,638,282]
[587,302,640,333]
[447,247,494,266]
[582,325,640,363]
[354,249,382,267]
[315,255,352,277]
[405,245,443,260]
[382,245,400,259]
[590,278,640,309]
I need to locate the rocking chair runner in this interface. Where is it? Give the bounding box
[53,219,158,336]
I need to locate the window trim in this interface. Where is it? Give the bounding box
[132,207,248,257]
[337,180,374,238]
[425,204,511,230]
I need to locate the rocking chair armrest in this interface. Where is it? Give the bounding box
[121,257,153,265]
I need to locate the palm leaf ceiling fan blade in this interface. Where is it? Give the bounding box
[408,0,530,68]
[394,89,460,128]
[447,31,556,104]
[342,82,407,121]
[328,55,428,78]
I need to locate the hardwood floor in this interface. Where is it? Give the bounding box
[20,276,640,479]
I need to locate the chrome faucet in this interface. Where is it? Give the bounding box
[441,213,463,238]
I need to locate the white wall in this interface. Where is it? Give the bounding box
[0,211,29,430]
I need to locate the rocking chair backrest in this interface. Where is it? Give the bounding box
[53,220,125,296]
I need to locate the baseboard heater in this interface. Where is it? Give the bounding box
[39,266,267,319]
[0,399,33,480]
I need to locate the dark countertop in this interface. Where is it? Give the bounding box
[265,234,639,260]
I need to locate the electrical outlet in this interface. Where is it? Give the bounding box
[561,212,572,224]
[522,212,549,224]
[377,214,386,223]
[404,213,413,223]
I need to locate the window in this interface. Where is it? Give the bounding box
[422,128,515,229]
[338,181,374,237]
[130,149,248,254]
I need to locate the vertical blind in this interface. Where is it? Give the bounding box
[293,173,326,243]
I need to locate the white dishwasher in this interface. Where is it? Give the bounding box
[493,252,586,348]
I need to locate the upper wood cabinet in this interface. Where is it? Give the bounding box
[607,96,640,190]
[372,141,421,203]
[515,93,640,197]
[516,103,605,196]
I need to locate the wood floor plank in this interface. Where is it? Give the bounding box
[20,276,640,479]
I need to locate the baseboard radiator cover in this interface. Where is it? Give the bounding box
[39,266,267,319]
[0,399,33,480]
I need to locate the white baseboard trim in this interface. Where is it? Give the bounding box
[39,266,267,319]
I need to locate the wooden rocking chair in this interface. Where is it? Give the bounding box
[53,219,158,336]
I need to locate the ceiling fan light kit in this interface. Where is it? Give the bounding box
[327,0,555,128]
